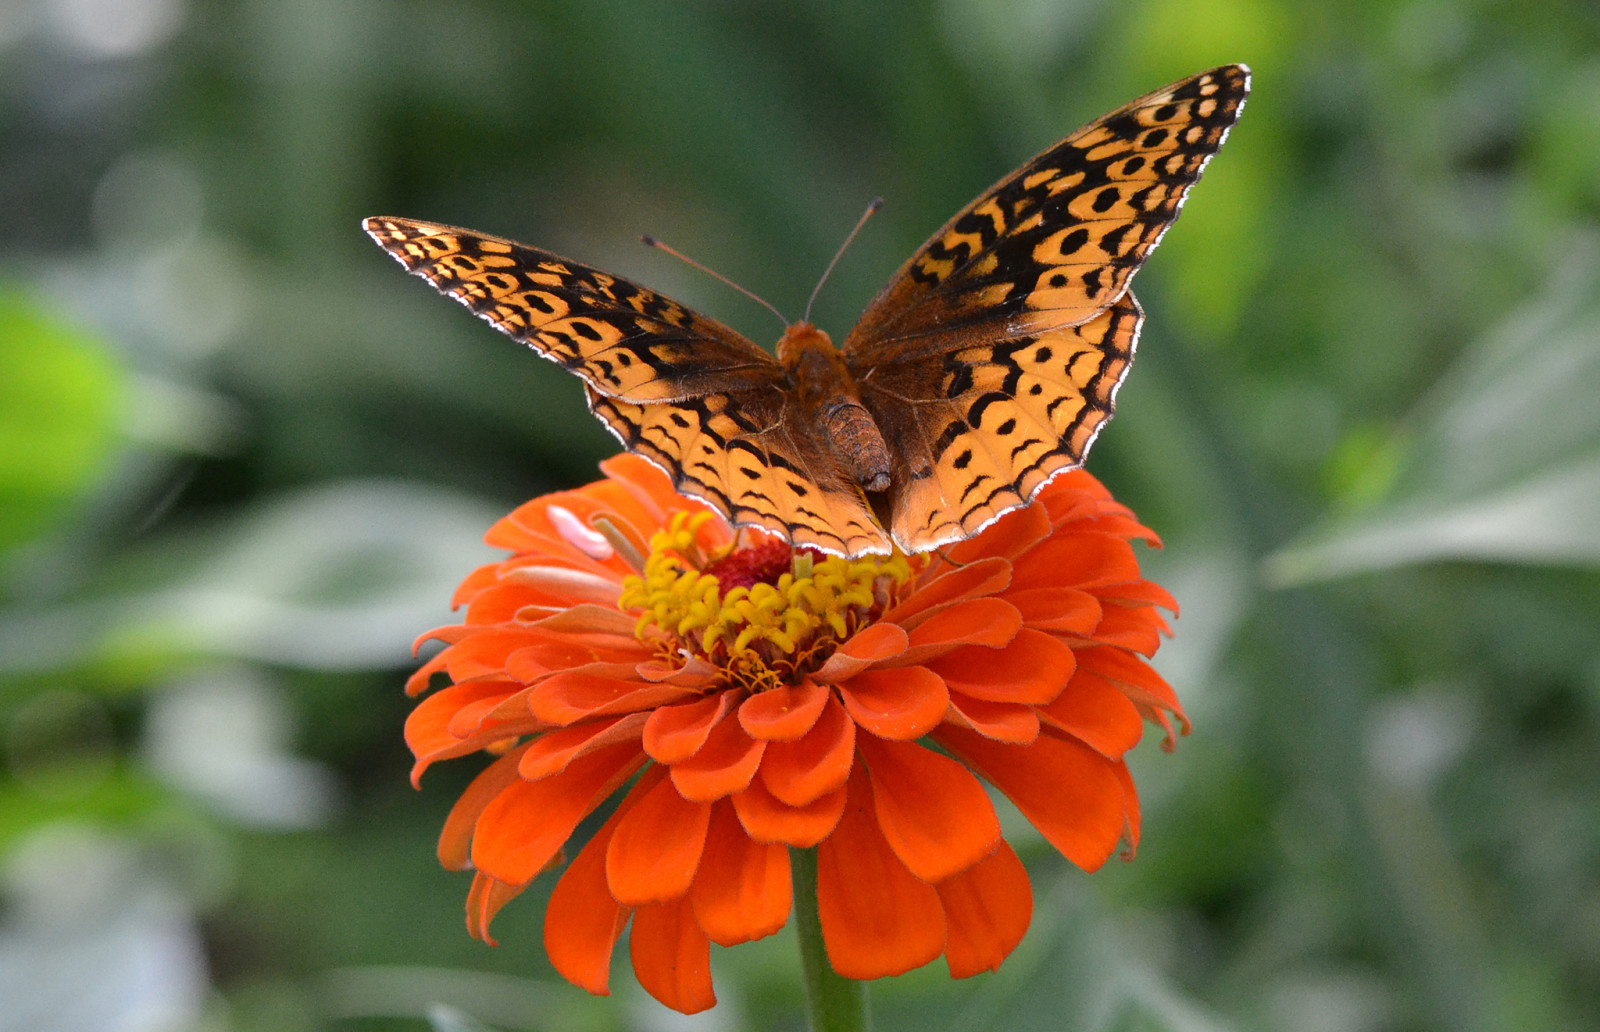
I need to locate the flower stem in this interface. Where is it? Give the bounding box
[791,847,870,1032]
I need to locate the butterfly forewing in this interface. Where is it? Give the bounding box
[365,217,782,402]
[842,65,1248,366]
[587,386,889,556]
[860,293,1143,553]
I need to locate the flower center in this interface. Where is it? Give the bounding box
[617,512,911,691]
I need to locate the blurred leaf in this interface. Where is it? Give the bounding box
[0,480,503,683]
[1268,238,1600,583]
[0,290,124,559]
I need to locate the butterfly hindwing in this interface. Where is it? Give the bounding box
[587,386,888,556]
[365,217,781,402]
[860,293,1143,552]
[843,65,1248,366]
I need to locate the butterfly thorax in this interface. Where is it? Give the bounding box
[777,323,892,494]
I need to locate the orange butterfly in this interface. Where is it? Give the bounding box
[366,65,1248,556]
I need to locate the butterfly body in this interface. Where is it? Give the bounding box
[367,65,1249,556]
[777,323,892,494]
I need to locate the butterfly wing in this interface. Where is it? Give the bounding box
[843,64,1248,366]
[365,216,885,553]
[587,386,889,555]
[364,217,781,402]
[844,65,1245,552]
[861,293,1142,552]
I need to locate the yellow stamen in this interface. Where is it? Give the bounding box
[618,526,913,691]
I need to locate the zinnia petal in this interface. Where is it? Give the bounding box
[465,873,527,946]
[643,693,734,763]
[471,742,644,884]
[689,801,792,946]
[732,775,847,847]
[519,713,648,779]
[816,768,946,980]
[528,671,693,726]
[670,713,766,802]
[607,770,713,905]
[929,628,1075,704]
[738,680,830,741]
[1036,667,1144,759]
[545,807,632,996]
[759,693,855,806]
[437,746,527,870]
[836,666,948,741]
[858,735,1002,883]
[630,896,716,1014]
[935,726,1125,872]
[946,695,1040,744]
[938,840,1032,978]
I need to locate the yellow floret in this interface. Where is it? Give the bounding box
[618,525,912,689]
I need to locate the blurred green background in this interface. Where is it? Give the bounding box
[4,1,1600,1030]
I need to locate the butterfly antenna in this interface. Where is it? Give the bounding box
[640,235,790,330]
[804,197,883,325]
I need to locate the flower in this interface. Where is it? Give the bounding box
[406,454,1184,1014]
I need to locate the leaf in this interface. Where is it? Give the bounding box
[0,290,125,558]
[1268,238,1600,583]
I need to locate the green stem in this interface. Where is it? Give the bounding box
[791,847,870,1032]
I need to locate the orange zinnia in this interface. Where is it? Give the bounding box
[406,454,1184,1014]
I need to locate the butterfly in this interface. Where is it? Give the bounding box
[366,65,1248,557]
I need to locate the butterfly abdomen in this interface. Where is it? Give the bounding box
[778,323,892,494]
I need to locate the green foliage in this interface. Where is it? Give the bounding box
[3,1,1600,1031]
[0,291,124,557]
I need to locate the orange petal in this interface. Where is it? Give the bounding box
[465,872,529,946]
[630,896,716,1015]
[1077,646,1187,737]
[890,596,1022,667]
[689,801,792,946]
[934,727,1124,872]
[1004,586,1102,635]
[814,623,910,681]
[465,582,551,625]
[643,693,734,763]
[858,735,1001,882]
[1088,603,1164,655]
[1009,532,1139,593]
[947,695,1040,745]
[528,671,693,725]
[1037,668,1144,759]
[1113,758,1141,856]
[438,745,527,870]
[732,776,847,847]
[446,563,501,609]
[519,713,648,780]
[759,694,855,806]
[471,742,644,884]
[738,680,829,741]
[607,773,712,905]
[816,767,946,979]
[837,666,948,741]
[443,628,542,682]
[670,714,766,802]
[407,681,521,782]
[406,647,450,696]
[928,628,1074,704]
[937,840,1032,978]
[545,803,634,995]
[947,498,1052,564]
[884,556,1012,628]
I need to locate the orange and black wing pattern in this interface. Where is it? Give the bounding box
[364,217,779,403]
[847,65,1248,551]
[365,216,885,553]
